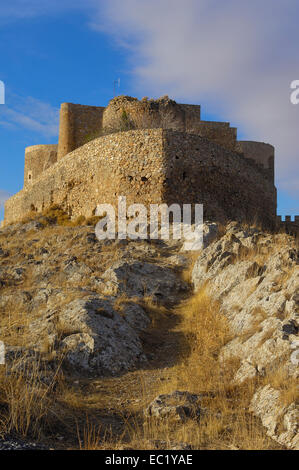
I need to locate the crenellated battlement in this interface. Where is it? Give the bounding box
[277,215,299,237]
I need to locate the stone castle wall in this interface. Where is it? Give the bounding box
[53,97,237,164]
[162,131,276,226]
[4,96,278,228]
[5,129,165,224]
[102,96,192,133]
[277,215,299,238]
[4,129,276,228]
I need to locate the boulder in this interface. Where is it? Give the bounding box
[29,296,150,375]
[100,260,185,301]
[144,391,201,422]
[250,385,299,450]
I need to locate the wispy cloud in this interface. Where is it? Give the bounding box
[0,94,59,137]
[0,1,89,23]
[89,0,299,203]
[0,189,10,209]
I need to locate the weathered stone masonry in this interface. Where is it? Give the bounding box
[4,96,278,228]
[24,145,58,189]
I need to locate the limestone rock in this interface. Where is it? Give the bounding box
[144,391,201,422]
[192,225,299,382]
[192,222,299,448]
[100,260,185,301]
[29,296,150,375]
[250,385,299,450]
[181,222,219,251]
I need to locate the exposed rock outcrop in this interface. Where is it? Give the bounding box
[192,222,299,448]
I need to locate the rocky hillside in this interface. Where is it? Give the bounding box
[0,213,297,449]
[192,222,299,449]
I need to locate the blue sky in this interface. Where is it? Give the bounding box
[0,0,298,220]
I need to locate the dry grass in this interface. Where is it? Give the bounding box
[0,360,62,439]
[179,250,202,284]
[265,367,298,406]
[77,418,102,450]
[20,205,103,228]
[168,289,231,389]
[0,304,33,349]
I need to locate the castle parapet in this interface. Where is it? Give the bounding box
[102,96,237,151]
[277,215,299,237]
[191,120,237,151]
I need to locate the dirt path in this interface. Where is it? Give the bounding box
[65,286,189,449]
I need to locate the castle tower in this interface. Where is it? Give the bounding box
[236,141,275,183]
[57,103,105,160]
[24,145,58,188]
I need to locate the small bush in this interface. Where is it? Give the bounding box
[72,215,86,227]
[41,204,71,226]
[119,109,134,131]
[84,215,101,226]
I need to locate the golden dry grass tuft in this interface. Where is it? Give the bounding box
[0,361,63,439]
[19,204,103,228]
[264,366,298,407]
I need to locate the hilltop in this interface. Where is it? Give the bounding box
[0,210,297,450]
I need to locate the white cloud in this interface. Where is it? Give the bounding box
[0,189,10,208]
[0,95,59,137]
[0,1,298,205]
[90,0,299,203]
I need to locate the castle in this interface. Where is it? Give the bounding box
[3,95,288,229]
